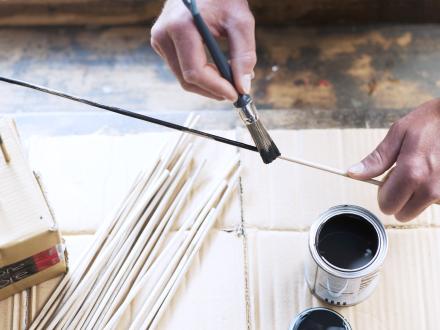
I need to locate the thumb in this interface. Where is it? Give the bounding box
[226,13,257,94]
[348,122,406,179]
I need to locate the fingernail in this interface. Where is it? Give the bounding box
[241,74,252,94]
[348,162,365,174]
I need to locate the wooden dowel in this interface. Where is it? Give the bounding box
[30,286,37,322]
[0,134,10,163]
[59,169,174,330]
[31,118,197,329]
[104,177,230,330]
[69,145,192,328]
[12,293,20,330]
[279,155,382,186]
[79,147,194,329]
[128,178,230,330]
[279,155,440,205]
[93,161,205,329]
[146,169,240,329]
[30,159,157,330]
[45,171,170,330]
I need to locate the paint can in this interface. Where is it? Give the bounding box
[305,205,388,306]
[289,307,351,330]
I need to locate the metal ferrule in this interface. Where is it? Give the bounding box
[237,99,259,125]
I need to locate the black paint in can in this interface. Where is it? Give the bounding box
[289,307,351,330]
[317,213,379,270]
[305,205,388,306]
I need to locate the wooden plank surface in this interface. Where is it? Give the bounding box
[2,1,440,26]
[1,25,439,130]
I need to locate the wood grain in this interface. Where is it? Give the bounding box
[1,1,440,26]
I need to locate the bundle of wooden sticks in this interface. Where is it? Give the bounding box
[29,115,240,330]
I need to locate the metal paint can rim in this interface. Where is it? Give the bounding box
[309,204,388,279]
[288,307,352,330]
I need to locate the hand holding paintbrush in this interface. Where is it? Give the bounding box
[181,0,280,164]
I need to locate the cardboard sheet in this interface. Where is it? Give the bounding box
[246,228,440,330]
[2,128,438,330]
[240,129,440,229]
[27,131,241,234]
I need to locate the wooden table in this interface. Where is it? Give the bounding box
[1,24,440,137]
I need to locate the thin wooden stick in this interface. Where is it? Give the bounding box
[129,161,239,330]
[77,147,194,329]
[93,161,206,329]
[128,181,228,330]
[45,170,170,330]
[68,145,192,329]
[30,158,159,330]
[280,155,440,205]
[103,155,240,329]
[12,293,20,330]
[279,155,382,186]
[103,176,230,330]
[145,169,240,330]
[58,170,174,330]
[30,286,37,322]
[31,118,196,330]
[0,134,10,163]
[20,290,27,330]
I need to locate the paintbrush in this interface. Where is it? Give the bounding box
[182,0,280,164]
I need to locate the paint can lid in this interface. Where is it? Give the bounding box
[289,307,351,330]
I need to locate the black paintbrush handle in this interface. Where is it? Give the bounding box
[183,0,250,107]
[192,14,234,85]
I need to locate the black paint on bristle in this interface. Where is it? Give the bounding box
[247,120,281,164]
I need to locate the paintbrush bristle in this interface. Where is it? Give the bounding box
[246,120,280,164]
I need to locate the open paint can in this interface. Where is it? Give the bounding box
[305,205,388,306]
[289,307,351,330]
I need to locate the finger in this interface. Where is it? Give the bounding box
[169,24,238,101]
[152,29,225,100]
[395,185,440,222]
[377,163,419,215]
[225,13,257,94]
[348,121,407,180]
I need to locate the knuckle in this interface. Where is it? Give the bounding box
[227,11,255,32]
[234,13,255,28]
[150,25,166,50]
[166,18,191,35]
[180,81,194,92]
[368,149,385,166]
[182,68,203,84]
[239,52,257,67]
[390,120,405,134]
[402,161,426,185]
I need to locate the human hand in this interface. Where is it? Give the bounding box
[150,0,256,101]
[348,99,440,221]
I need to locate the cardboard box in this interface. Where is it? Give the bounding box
[4,129,438,329]
[0,118,66,302]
